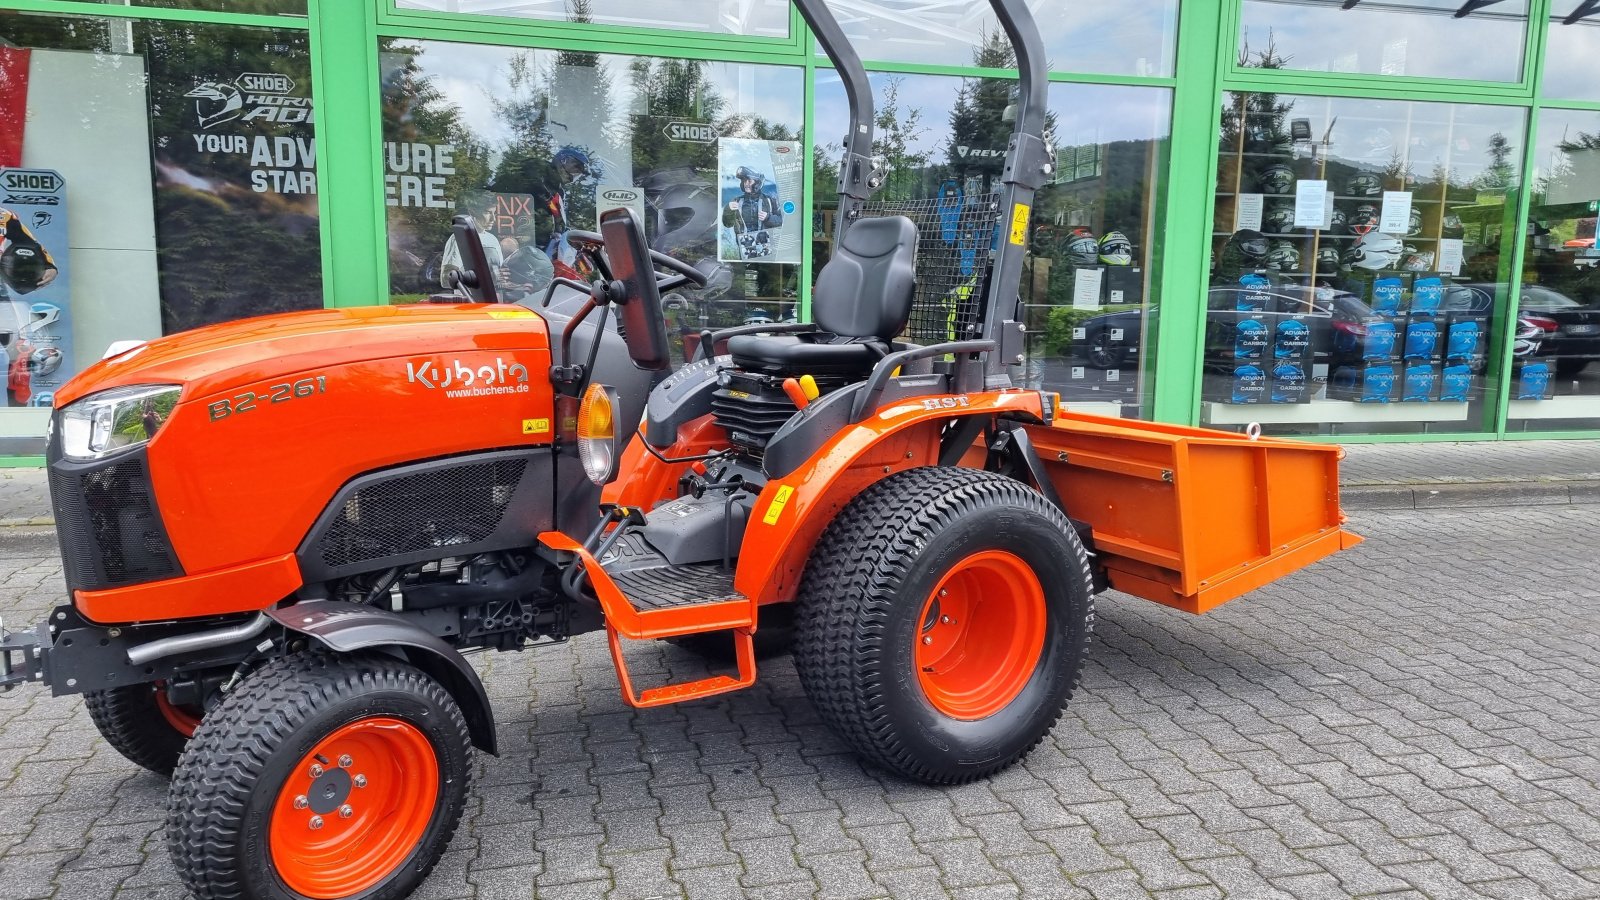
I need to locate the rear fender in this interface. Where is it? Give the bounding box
[268,601,497,755]
[734,390,1047,606]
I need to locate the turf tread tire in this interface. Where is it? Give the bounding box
[167,652,473,900]
[85,685,191,777]
[794,467,1095,785]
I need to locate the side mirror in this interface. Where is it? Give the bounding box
[449,215,501,304]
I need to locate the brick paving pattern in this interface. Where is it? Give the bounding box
[0,504,1598,899]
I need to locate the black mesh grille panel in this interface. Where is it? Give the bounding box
[49,454,181,592]
[316,458,529,569]
[854,194,999,345]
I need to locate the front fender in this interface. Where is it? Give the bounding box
[269,601,497,755]
[734,390,1047,606]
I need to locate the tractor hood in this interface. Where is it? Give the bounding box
[55,304,549,407]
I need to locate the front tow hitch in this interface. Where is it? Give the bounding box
[0,617,47,691]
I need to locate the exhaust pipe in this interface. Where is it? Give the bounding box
[126,613,273,667]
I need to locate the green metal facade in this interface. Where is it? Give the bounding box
[0,0,1593,466]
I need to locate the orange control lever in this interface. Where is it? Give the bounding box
[782,377,811,409]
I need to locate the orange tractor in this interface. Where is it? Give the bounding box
[0,1,1360,897]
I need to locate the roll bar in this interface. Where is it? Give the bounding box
[794,0,1054,385]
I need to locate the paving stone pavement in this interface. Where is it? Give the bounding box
[0,505,1598,900]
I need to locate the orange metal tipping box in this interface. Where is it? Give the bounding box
[1025,410,1364,615]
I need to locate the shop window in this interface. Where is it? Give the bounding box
[1208,91,1525,436]
[819,0,1178,77]
[380,40,805,362]
[394,0,790,39]
[1544,3,1600,102]
[1509,109,1600,431]
[1239,0,1529,83]
[0,11,321,454]
[813,69,1172,418]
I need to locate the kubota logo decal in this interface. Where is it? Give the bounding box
[407,357,531,398]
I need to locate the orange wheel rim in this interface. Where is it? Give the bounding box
[915,550,1047,720]
[269,717,439,899]
[153,683,201,738]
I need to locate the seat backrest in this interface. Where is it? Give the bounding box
[812,216,918,341]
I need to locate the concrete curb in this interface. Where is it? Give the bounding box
[1343,480,1600,511]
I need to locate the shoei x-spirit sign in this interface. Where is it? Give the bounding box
[0,168,73,410]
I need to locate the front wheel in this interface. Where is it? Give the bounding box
[85,682,203,777]
[167,653,473,900]
[794,467,1096,785]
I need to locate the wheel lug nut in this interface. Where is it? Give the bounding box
[354,775,367,789]
[939,615,951,625]
[339,805,354,819]
[939,589,948,597]
[293,795,308,810]
[922,636,933,645]
[308,816,324,830]
[338,755,353,769]
[309,764,324,778]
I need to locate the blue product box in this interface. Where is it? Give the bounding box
[1328,364,1397,403]
[1411,275,1445,315]
[1363,320,1397,361]
[1439,363,1474,402]
[1236,273,1273,312]
[1234,318,1269,361]
[1403,317,1440,361]
[1372,275,1405,315]
[1231,365,1266,404]
[1401,362,1438,402]
[1445,318,1480,360]
[1516,362,1552,401]
[1273,318,1312,361]
[1271,363,1310,403]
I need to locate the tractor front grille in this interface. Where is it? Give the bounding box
[47,440,182,594]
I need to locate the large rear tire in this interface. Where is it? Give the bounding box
[167,653,473,900]
[85,683,202,777]
[794,467,1095,785]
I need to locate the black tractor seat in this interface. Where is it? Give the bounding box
[729,215,918,379]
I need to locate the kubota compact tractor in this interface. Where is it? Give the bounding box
[0,1,1361,897]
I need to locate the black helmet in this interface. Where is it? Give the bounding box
[1347,172,1384,197]
[736,166,766,190]
[1349,204,1381,235]
[1407,206,1424,237]
[1315,247,1343,275]
[1257,164,1296,195]
[1265,203,1297,234]
[0,244,48,295]
[1235,229,1270,261]
[1266,240,1302,272]
[1065,231,1099,266]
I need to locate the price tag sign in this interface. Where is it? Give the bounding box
[1073,268,1104,310]
[1236,193,1264,232]
[1294,180,1328,228]
[1379,191,1413,235]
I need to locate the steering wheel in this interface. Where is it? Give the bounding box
[565,230,708,293]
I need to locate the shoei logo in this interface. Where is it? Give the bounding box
[663,121,715,144]
[187,73,310,130]
[406,357,531,397]
[2,169,64,205]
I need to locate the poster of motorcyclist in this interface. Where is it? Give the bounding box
[0,168,71,410]
[718,139,801,265]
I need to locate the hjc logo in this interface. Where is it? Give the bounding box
[921,396,972,411]
[406,357,530,389]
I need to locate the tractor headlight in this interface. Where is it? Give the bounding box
[577,382,621,485]
[58,384,182,461]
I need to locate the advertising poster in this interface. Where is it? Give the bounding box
[0,168,71,409]
[718,138,801,264]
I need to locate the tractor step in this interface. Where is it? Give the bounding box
[539,531,757,708]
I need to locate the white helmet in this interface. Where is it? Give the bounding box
[1344,233,1404,271]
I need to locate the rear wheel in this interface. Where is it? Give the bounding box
[167,653,472,900]
[794,467,1095,785]
[1086,328,1126,369]
[85,682,202,777]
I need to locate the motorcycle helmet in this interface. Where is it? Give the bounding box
[1328,206,1349,234]
[1097,231,1133,266]
[1407,207,1424,237]
[0,244,48,295]
[735,166,766,191]
[640,170,719,258]
[1349,204,1381,235]
[27,346,61,378]
[1257,164,1296,195]
[553,147,592,180]
[1347,172,1384,197]
[1265,203,1297,234]
[1245,125,1293,156]
[1344,232,1405,270]
[1315,246,1343,275]
[1235,229,1270,262]
[1065,231,1099,266]
[1266,240,1302,272]
[27,303,61,336]
[1402,248,1436,271]
[1442,213,1466,239]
